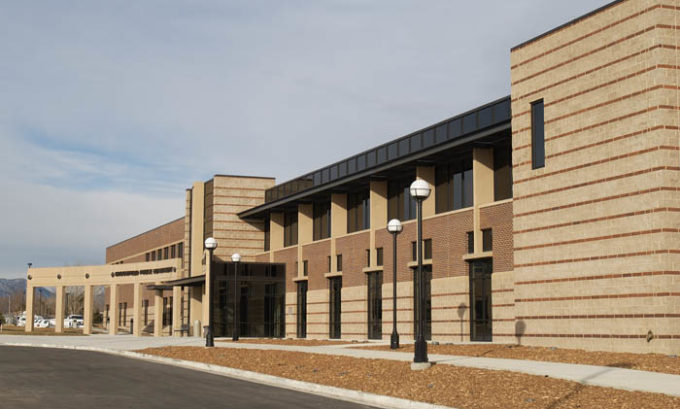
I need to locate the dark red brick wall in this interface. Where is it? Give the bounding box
[273,247,298,293]
[335,232,370,287]
[376,209,474,283]
[302,240,331,291]
[480,202,513,273]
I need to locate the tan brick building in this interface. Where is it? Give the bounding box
[26,0,679,354]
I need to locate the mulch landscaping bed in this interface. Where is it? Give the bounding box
[138,347,680,409]
[360,344,680,376]
[0,325,85,336]
[217,338,362,347]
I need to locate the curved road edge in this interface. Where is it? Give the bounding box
[0,342,456,409]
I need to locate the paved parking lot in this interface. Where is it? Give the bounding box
[0,346,375,409]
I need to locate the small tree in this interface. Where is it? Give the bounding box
[0,311,5,324]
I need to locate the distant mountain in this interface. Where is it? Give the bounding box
[0,279,53,298]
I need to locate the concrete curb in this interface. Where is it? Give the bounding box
[0,342,457,409]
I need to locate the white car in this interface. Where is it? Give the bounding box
[35,319,52,328]
[64,315,84,328]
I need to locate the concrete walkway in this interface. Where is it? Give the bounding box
[2,335,678,398]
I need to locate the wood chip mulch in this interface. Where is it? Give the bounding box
[360,344,680,376]
[217,338,363,346]
[138,346,680,409]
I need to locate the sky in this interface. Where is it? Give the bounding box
[0,0,613,278]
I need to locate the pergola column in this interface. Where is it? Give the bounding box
[54,285,65,333]
[154,290,163,337]
[132,282,142,336]
[109,284,118,335]
[83,285,93,335]
[25,285,35,332]
[172,286,182,336]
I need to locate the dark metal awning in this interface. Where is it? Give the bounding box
[156,274,206,288]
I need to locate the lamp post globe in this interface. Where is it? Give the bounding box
[409,179,431,200]
[231,253,241,341]
[386,218,403,349]
[204,237,218,347]
[387,218,403,234]
[204,237,218,250]
[410,179,430,366]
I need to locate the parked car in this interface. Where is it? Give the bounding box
[64,315,84,328]
[35,319,53,328]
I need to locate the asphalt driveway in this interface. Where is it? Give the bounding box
[0,346,375,409]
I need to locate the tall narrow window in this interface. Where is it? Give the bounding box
[284,211,298,247]
[347,190,370,233]
[531,99,545,169]
[435,155,473,213]
[177,242,184,259]
[263,216,270,251]
[467,231,474,253]
[376,247,384,266]
[482,228,493,252]
[303,260,309,276]
[388,178,417,221]
[336,254,343,271]
[313,201,331,241]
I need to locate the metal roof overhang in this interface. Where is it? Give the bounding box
[155,274,206,288]
[239,120,511,220]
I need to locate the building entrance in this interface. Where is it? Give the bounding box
[367,271,382,339]
[469,259,492,341]
[210,261,285,338]
[413,266,432,340]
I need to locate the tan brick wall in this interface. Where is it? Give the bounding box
[335,231,370,287]
[106,218,184,263]
[207,175,274,262]
[511,0,680,353]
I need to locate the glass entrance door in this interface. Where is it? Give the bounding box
[329,277,342,339]
[469,259,492,341]
[413,266,432,340]
[367,271,382,339]
[297,281,307,338]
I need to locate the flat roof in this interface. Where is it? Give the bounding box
[240,96,511,219]
[512,0,624,51]
[106,216,184,250]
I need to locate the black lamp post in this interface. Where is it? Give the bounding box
[410,179,431,365]
[387,218,403,349]
[231,253,241,341]
[204,237,218,347]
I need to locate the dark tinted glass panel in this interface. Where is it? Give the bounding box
[322,168,330,184]
[409,133,422,151]
[337,254,342,271]
[494,144,513,201]
[478,107,493,128]
[399,139,410,156]
[357,154,366,171]
[376,247,383,266]
[435,124,447,144]
[314,172,321,185]
[493,99,511,122]
[467,231,474,253]
[366,150,376,168]
[338,161,347,177]
[424,239,432,259]
[452,173,463,209]
[531,100,545,169]
[330,165,338,180]
[377,147,387,164]
[388,143,398,160]
[463,113,477,133]
[347,158,356,173]
[449,119,461,138]
[423,129,434,147]
[463,168,473,208]
[482,228,493,252]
